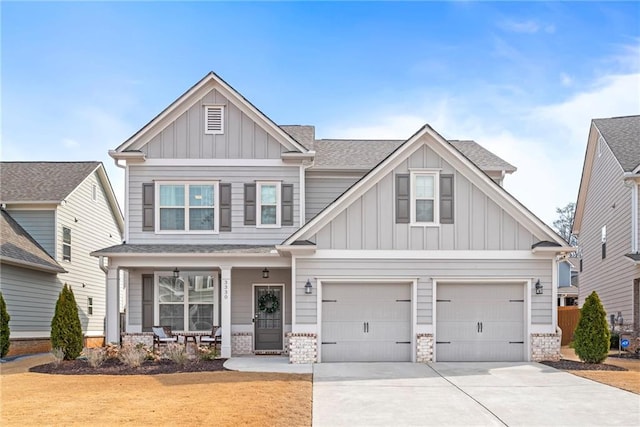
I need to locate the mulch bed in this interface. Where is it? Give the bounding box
[540,359,627,371]
[30,358,227,375]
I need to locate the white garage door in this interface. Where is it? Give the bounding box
[322,283,412,362]
[436,283,525,362]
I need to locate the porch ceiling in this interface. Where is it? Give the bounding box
[92,243,277,256]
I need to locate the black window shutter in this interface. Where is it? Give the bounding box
[440,174,454,224]
[142,183,154,231]
[220,183,232,232]
[396,174,410,224]
[281,184,294,226]
[244,183,256,225]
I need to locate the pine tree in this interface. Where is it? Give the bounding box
[0,292,10,358]
[573,291,610,363]
[51,284,84,360]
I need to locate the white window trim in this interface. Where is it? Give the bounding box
[154,271,219,332]
[204,105,225,135]
[155,181,220,234]
[257,181,281,228]
[62,226,72,262]
[92,184,98,202]
[410,170,440,227]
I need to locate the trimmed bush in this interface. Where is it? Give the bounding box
[0,292,10,358]
[573,291,610,363]
[50,284,84,360]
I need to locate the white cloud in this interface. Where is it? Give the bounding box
[560,73,573,87]
[499,19,540,34]
[61,138,80,148]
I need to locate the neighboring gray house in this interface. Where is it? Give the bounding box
[0,162,123,355]
[573,115,640,335]
[95,72,572,363]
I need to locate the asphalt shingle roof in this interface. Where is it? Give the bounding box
[92,244,276,255]
[0,210,66,273]
[449,141,517,172]
[593,116,640,172]
[0,162,100,203]
[280,125,316,151]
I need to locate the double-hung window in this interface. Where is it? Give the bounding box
[257,181,281,227]
[157,182,218,233]
[62,227,72,261]
[411,171,439,225]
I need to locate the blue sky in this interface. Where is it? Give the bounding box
[2,1,639,226]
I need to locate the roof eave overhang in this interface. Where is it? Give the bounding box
[0,257,67,274]
[623,254,640,265]
[109,150,146,163]
[623,172,640,182]
[281,151,316,162]
[531,246,576,254]
[275,244,317,256]
[91,250,281,258]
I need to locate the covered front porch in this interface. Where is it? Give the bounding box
[93,244,292,358]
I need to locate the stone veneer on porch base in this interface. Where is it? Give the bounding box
[232,333,253,355]
[530,330,562,361]
[416,334,434,363]
[287,333,317,364]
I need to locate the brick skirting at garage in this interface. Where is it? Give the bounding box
[530,330,562,361]
[416,334,434,363]
[7,336,105,357]
[287,333,317,364]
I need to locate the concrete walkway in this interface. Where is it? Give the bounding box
[313,362,640,427]
[223,356,312,374]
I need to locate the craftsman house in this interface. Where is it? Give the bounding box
[573,115,640,336]
[95,72,572,363]
[0,162,123,355]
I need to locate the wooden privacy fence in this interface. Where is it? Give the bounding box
[558,306,580,345]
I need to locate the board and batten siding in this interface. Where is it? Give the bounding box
[305,172,364,221]
[0,264,62,335]
[295,258,552,325]
[128,165,300,244]
[6,210,56,256]
[578,138,639,322]
[312,145,541,251]
[142,88,285,159]
[56,171,123,335]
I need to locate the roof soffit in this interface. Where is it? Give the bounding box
[283,124,567,247]
[115,72,308,155]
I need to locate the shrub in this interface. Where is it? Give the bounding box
[104,343,120,359]
[162,343,189,365]
[118,344,147,368]
[50,284,84,360]
[0,292,10,358]
[197,346,219,361]
[573,291,611,363]
[610,333,620,350]
[84,348,107,368]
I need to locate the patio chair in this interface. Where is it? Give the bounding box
[152,325,178,349]
[199,326,221,351]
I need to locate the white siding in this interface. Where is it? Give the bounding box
[295,258,552,325]
[128,165,300,244]
[6,210,55,256]
[577,140,640,323]
[56,171,123,335]
[142,88,284,160]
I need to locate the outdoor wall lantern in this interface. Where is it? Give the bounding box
[262,267,270,279]
[535,279,543,295]
[616,311,624,326]
[173,267,180,279]
[305,279,313,295]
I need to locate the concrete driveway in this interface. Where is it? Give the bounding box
[313,362,640,426]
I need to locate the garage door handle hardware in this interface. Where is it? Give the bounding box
[395,341,410,344]
[509,341,524,344]
[436,341,451,344]
[436,299,451,302]
[477,322,483,333]
[322,342,337,345]
[509,299,524,302]
[363,322,369,333]
[322,299,337,303]
[396,299,411,302]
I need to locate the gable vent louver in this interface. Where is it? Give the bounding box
[205,105,224,134]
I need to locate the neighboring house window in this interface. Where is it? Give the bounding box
[62,227,71,262]
[601,225,607,259]
[257,181,281,227]
[88,297,93,315]
[597,136,604,157]
[156,182,218,233]
[411,171,439,224]
[204,105,224,134]
[156,271,218,332]
[92,184,97,201]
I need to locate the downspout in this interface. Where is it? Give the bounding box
[98,255,108,274]
[632,182,638,253]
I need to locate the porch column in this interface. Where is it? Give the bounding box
[220,265,232,358]
[105,266,120,344]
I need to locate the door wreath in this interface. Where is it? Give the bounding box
[258,292,280,314]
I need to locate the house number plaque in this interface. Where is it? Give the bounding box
[223,279,229,299]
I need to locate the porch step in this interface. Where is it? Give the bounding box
[254,350,283,356]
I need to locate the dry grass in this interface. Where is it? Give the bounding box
[1,355,312,426]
